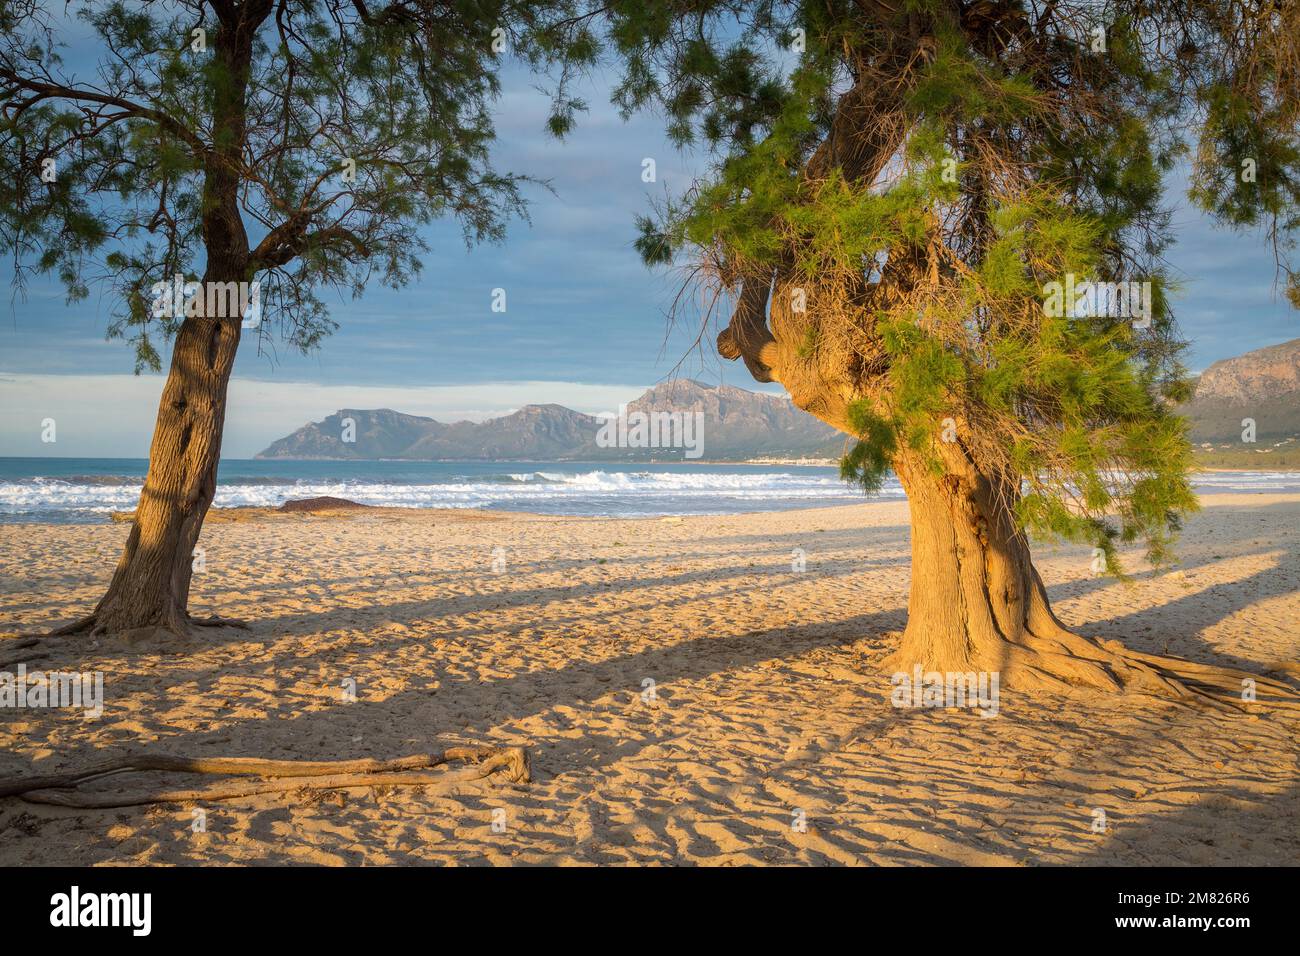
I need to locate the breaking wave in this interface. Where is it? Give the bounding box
[2,462,1296,523]
[0,467,877,522]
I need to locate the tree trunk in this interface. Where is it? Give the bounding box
[885,444,1296,706]
[888,447,1098,683]
[54,13,258,639]
[60,313,241,636]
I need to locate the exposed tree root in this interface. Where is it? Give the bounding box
[44,610,248,640]
[0,636,47,668]
[0,747,531,808]
[46,615,96,637]
[0,650,49,668]
[884,622,1300,713]
[189,615,250,630]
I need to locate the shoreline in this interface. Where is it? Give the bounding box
[9,453,1298,472]
[2,479,1294,527]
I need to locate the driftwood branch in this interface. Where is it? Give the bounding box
[0,651,48,668]
[0,746,531,808]
[0,636,46,668]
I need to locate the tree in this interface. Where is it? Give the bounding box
[1,0,596,636]
[612,0,1299,702]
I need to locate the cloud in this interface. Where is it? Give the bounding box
[1,52,1295,397]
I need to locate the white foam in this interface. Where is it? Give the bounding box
[0,469,884,518]
[3,468,1296,521]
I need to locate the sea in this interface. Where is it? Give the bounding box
[2,457,1299,524]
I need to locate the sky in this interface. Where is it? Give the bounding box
[1,19,1297,458]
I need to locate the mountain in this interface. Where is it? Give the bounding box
[625,380,844,459]
[1183,337,1300,441]
[256,381,845,461]
[1192,337,1300,405]
[1182,337,1300,466]
[404,404,603,460]
[255,405,606,460]
[257,341,1300,465]
[257,408,443,460]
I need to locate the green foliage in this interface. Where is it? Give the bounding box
[0,0,597,370]
[610,0,1299,574]
[839,399,896,495]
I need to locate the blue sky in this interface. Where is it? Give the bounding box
[1,43,1297,457]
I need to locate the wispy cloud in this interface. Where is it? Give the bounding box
[0,57,1294,416]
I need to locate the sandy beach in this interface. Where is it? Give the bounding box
[1,494,1297,866]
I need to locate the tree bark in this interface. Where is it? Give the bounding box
[60,313,241,636]
[885,444,1297,706]
[889,447,1086,676]
[55,11,259,638]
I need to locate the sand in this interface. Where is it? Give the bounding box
[1,493,1297,866]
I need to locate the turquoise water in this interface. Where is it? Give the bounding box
[0,457,870,523]
[2,457,1296,524]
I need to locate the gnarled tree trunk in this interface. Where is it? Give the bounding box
[885,443,1293,705]
[717,284,1295,707]
[890,446,1054,677]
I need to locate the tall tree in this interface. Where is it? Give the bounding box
[1,0,595,636]
[613,0,1299,702]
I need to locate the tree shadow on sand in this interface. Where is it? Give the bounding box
[2,498,1296,864]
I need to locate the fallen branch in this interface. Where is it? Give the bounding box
[0,636,45,667]
[1,746,530,808]
[189,615,251,630]
[0,650,48,669]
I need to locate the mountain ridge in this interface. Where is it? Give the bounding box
[1185,337,1300,441]
[257,340,1300,464]
[256,379,846,461]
